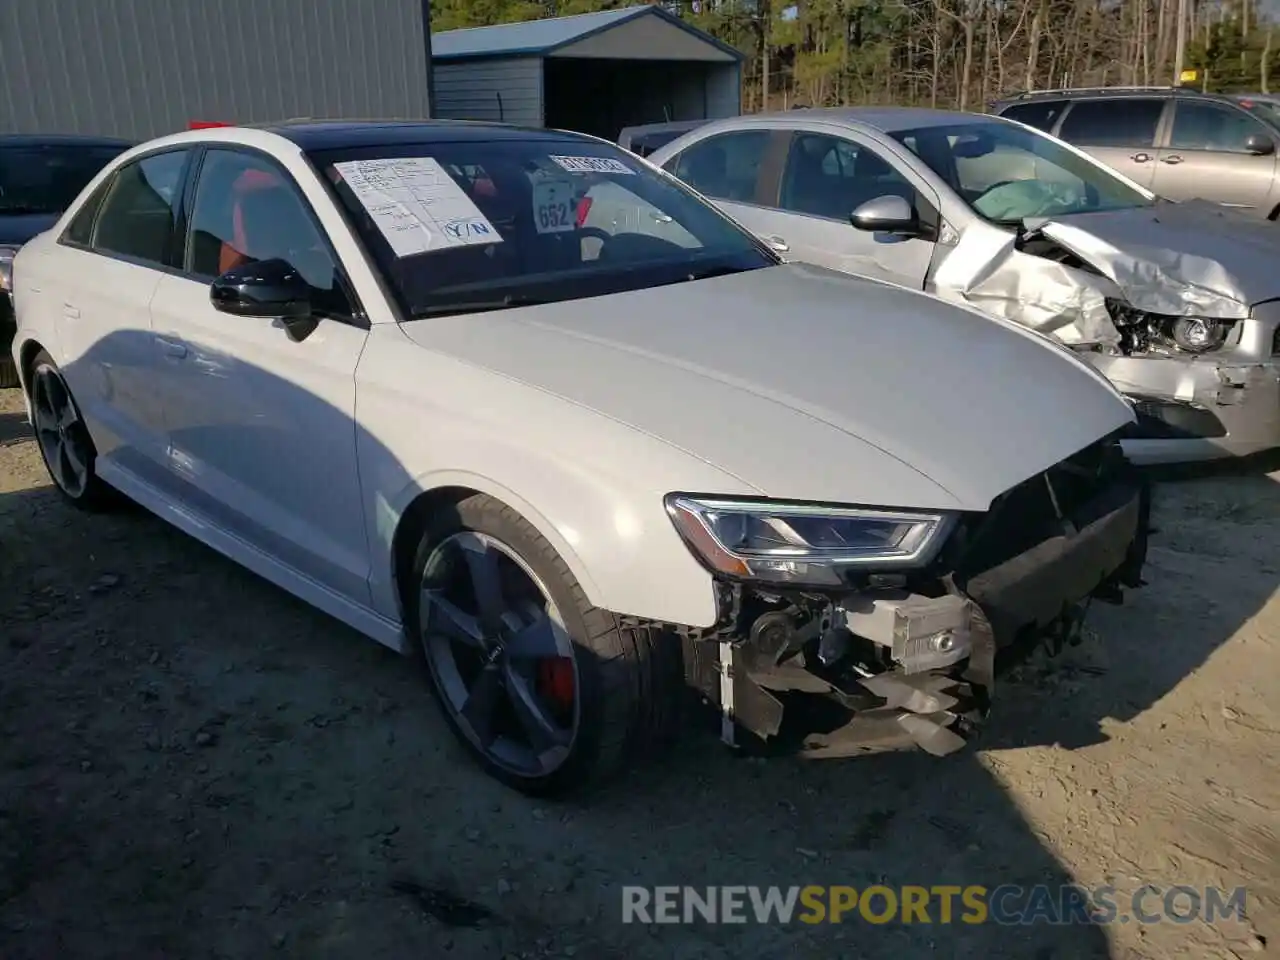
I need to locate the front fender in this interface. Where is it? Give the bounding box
[356,335,758,629]
[367,458,739,630]
[378,467,605,619]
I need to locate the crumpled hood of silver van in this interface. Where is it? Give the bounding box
[930,199,1280,346]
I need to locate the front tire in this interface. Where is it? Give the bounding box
[27,350,115,510]
[406,493,684,797]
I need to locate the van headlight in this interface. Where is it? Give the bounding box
[665,495,956,587]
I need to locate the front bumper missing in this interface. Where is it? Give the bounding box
[708,475,1149,759]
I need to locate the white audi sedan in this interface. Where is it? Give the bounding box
[9,121,1148,795]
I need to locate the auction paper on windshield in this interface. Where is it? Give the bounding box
[333,157,502,258]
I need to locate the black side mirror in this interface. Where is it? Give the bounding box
[1245,132,1276,156]
[850,195,919,235]
[210,257,316,337]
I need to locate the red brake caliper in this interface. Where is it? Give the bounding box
[536,658,575,711]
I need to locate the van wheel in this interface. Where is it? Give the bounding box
[406,493,683,797]
[28,350,114,510]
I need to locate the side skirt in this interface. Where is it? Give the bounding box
[96,461,408,653]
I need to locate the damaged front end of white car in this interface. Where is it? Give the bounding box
[664,436,1150,759]
[931,199,1280,464]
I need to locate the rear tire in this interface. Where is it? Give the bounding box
[406,493,684,797]
[27,350,116,510]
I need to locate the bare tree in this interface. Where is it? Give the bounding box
[647,0,1276,114]
[1264,25,1275,93]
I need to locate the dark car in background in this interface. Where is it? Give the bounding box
[1,135,131,386]
[617,120,709,158]
[990,86,1280,218]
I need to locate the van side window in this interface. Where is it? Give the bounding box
[1057,99,1164,147]
[1000,100,1067,132]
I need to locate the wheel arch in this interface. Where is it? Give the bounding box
[387,472,607,631]
[380,466,722,632]
[18,335,47,391]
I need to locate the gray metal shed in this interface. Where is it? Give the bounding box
[0,0,434,141]
[432,5,743,141]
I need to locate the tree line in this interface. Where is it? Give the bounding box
[430,0,1279,111]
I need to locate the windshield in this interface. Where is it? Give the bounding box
[890,120,1153,225]
[0,143,126,216]
[311,137,775,318]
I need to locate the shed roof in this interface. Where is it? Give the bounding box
[431,5,744,63]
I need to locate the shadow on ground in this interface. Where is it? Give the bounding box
[978,450,1280,755]
[0,409,31,446]
[1,337,1276,958]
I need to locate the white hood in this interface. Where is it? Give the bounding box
[401,263,1134,512]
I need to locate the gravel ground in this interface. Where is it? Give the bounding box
[1,386,1276,960]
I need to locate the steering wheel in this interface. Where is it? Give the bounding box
[597,231,687,264]
[577,226,611,245]
[571,225,611,262]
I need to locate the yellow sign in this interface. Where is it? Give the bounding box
[1180,68,1199,83]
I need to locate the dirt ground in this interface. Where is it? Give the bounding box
[0,385,1276,960]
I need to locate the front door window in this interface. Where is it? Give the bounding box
[778,133,916,221]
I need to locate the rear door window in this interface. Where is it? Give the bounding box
[62,179,111,247]
[666,130,771,204]
[999,100,1068,132]
[89,149,190,267]
[1057,98,1165,147]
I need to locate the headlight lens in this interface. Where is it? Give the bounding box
[665,495,956,587]
[1167,317,1230,353]
[0,245,18,293]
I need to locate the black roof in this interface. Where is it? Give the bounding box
[260,119,599,151]
[0,133,133,148]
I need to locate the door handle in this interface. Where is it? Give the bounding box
[156,336,188,359]
[1130,152,1152,162]
[766,235,790,252]
[1161,155,1184,165]
[62,303,80,319]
